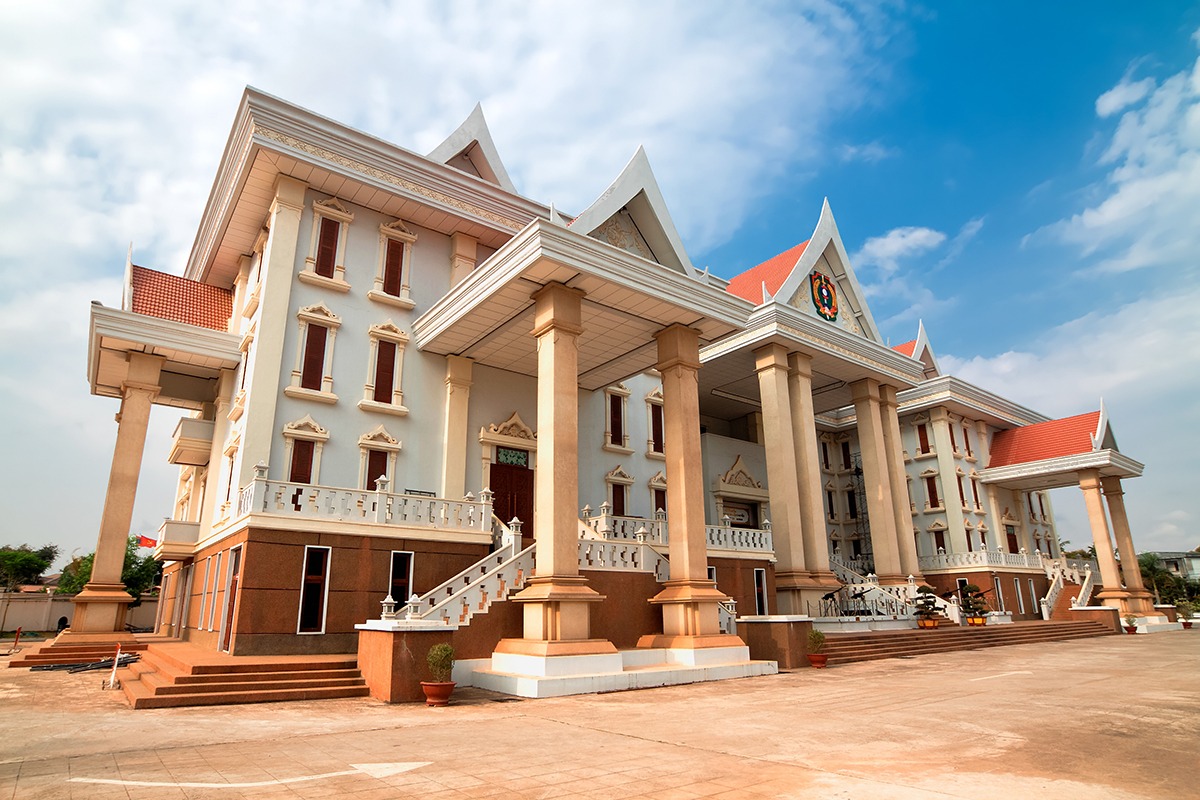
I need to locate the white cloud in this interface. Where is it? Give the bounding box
[940,285,1200,553]
[853,226,947,275]
[1037,33,1200,274]
[1095,75,1156,117]
[838,141,899,163]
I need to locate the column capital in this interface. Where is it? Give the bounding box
[271,174,308,213]
[654,324,702,372]
[1100,476,1124,497]
[444,354,474,388]
[786,350,814,378]
[1078,468,1102,491]
[849,377,881,403]
[531,282,585,337]
[878,383,900,409]
[752,342,791,372]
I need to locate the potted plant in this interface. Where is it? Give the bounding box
[1176,601,1194,630]
[1122,614,1138,634]
[914,585,940,629]
[960,584,988,627]
[806,627,828,669]
[421,642,456,706]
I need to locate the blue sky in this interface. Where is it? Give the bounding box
[1,2,1197,567]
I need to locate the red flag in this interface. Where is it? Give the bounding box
[137,535,157,548]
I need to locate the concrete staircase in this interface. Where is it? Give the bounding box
[117,641,368,709]
[1049,585,1085,620]
[7,637,162,669]
[822,620,1114,666]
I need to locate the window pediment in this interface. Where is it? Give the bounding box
[283,414,329,441]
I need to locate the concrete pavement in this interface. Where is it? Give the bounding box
[1,630,1196,799]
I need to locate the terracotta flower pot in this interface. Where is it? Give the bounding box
[807,653,828,669]
[917,618,939,629]
[1123,626,1137,634]
[421,681,455,707]
[1181,621,1192,629]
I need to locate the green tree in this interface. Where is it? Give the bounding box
[1137,552,1186,605]
[0,544,59,588]
[56,537,162,607]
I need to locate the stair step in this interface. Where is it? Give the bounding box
[129,685,370,709]
[149,676,366,695]
[818,621,1113,665]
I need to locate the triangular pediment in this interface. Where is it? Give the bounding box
[769,199,882,343]
[606,465,635,485]
[358,424,401,450]
[718,454,764,490]
[483,411,535,442]
[569,147,695,276]
[426,104,516,193]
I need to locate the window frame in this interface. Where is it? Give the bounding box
[299,197,354,292]
[285,304,341,403]
[368,219,418,309]
[358,425,402,490]
[603,384,633,454]
[297,545,332,635]
[357,321,410,416]
[282,415,330,485]
[645,387,665,459]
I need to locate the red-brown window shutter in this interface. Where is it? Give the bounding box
[917,423,930,454]
[373,340,395,403]
[650,404,664,452]
[315,218,339,278]
[612,484,626,516]
[383,239,404,296]
[366,449,389,489]
[290,439,315,484]
[300,325,327,391]
[609,395,623,446]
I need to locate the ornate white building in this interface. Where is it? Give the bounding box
[59,89,1159,699]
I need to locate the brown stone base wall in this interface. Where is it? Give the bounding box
[358,628,454,703]
[708,557,775,616]
[1067,605,1121,633]
[740,617,814,669]
[923,570,1051,621]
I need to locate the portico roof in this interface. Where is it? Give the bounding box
[88,304,242,410]
[697,302,926,418]
[979,407,1144,491]
[412,219,749,391]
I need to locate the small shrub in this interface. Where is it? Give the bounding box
[427,643,455,683]
[807,627,826,654]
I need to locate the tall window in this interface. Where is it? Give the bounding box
[916,423,931,454]
[604,384,631,453]
[298,546,330,634]
[611,482,627,516]
[360,322,410,415]
[365,449,389,490]
[957,475,967,508]
[753,568,769,615]
[369,219,417,309]
[1005,524,1019,554]
[390,551,414,603]
[845,489,858,520]
[821,441,831,469]
[648,398,664,456]
[653,488,667,517]
[970,478,982,509]
[826,489,837,519]
[283,415,329,486]
[358,426,401,490]
[924,476,940,509]
[841,441,852,470]
[286,304,341,402]
[962,425,974,457]
[301,197,353,290]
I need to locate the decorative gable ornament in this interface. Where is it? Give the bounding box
[810,272,838,321]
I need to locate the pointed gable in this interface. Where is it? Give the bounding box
[988,410,1104,468]
[892,340,916,357]
[426,103,517,193]
[726,241,809,304]
[893,320,940,378]
[568,147,696,275]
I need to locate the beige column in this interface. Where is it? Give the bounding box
[849,379,904,583]
[196,369,237,535]
[499,283,612,657]
[754,344,807,611]
[449,232,478,288]
[238,175,306,486]
[1079,469,1127,611]
[1101,477,1155,614]
[929,408,969,554]
[440,355,473,499]
[67,352,164,638]
[639,324,742,649]
[881,385,922,580]
[788,352,840,604]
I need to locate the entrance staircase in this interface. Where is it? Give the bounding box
[820,620,1114,666]
[116,641,368,709]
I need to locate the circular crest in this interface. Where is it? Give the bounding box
[810,272,838,321]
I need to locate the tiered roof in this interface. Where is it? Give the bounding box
[129,266,231,331]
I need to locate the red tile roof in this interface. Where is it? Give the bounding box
[129,266,232,331]
[726,240,809,303]
[892,340,917,357]
[987,411,1101,468]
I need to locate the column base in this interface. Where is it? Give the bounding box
[1097,588,1156,617]
[507,575,610,646]
[646,580,742,642]
[774,572,845,615]
[67,582,135,635]
[875,574,911,587]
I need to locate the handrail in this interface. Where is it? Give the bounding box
[1072,566,1096,607]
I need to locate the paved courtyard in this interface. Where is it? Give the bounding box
[1,631,1196,799]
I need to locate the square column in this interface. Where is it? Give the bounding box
[880,385,922,580]
[1079,469,1128,611]
[754,345,806,601]
[929,407,970,555]
[1101,477,1155,615]
[497,282,614,660]
[67,352,164,638]
[639,324,744,649]
[439,355,473,499]
[849,379,904,583]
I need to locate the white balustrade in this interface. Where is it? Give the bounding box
[918,549,1046,572]
[1041,570,1064,620]
[577,540,670,582]
[1071,566,1096,607]
[235,477,491,534]
[705,522,773,553]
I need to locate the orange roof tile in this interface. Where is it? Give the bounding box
[892,340,917,357]
[129,266,232,331]
[987,411,1101,468]
[726,240,809,303]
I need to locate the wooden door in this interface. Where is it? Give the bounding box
[220,547,242,652]
[492,458,534,542]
